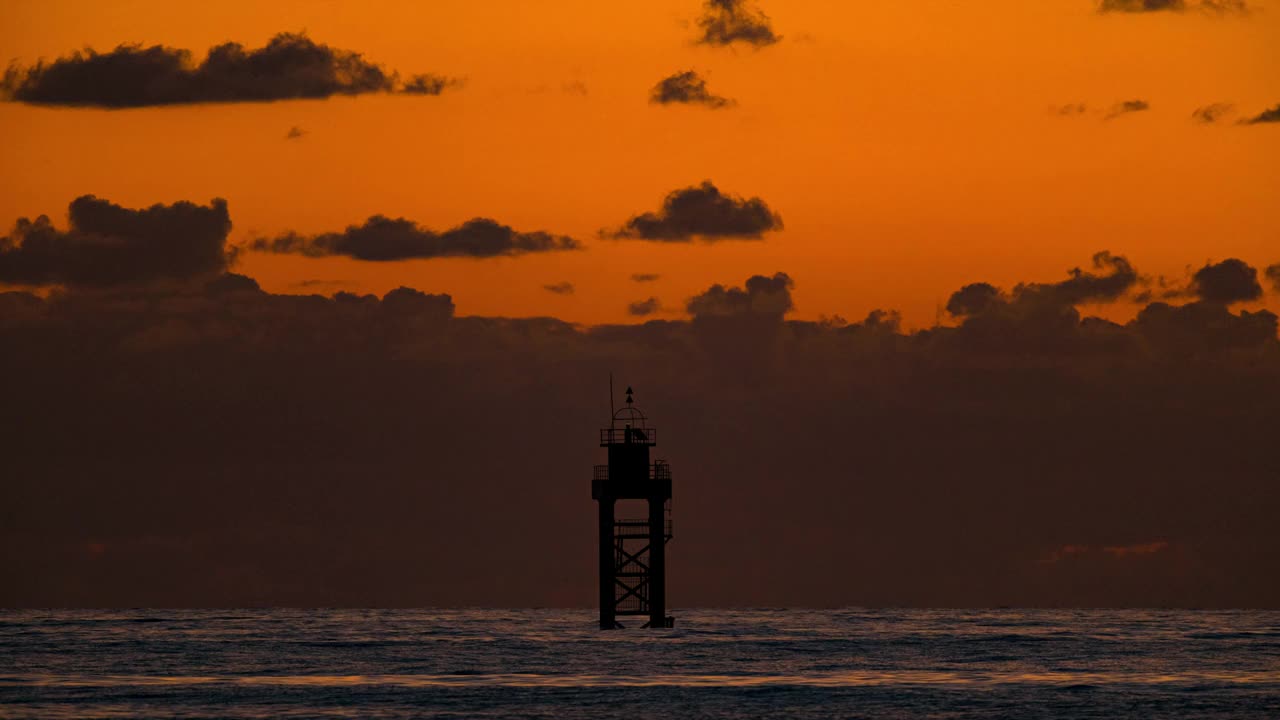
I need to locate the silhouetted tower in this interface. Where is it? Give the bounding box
[591,387,674,629]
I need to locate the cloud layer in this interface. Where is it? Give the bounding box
[609,181,782,242]
[252,216,579,261]
[3,196,1280,609]
[1,32,453,108]
[696,0,781,48]
[650,71,734,108]
[2,254,1278,608]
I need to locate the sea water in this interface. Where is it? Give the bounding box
[2,609,1278,718]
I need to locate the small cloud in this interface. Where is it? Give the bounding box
[627,297,661,316]
[1192,258,1263,304]
[1104,99,1150,120]
[1097,0,1248,13]
[696,0,781,48]
[1191,103,1234,124]
[1199,0,1250,14]
[1051,103,1089,116]
[631,273,661,283]
[650,71,734,109]
[400,74,457,95]
[285,126,307,140]
[293,279,349,289]
[1240,104,1280,125]
[1099,0,1187,11]
[1267,264,1280,292]
[1103,541,1170,558]
[947,282,1003,318]
[543,282,575,295]
[608,181,782,242]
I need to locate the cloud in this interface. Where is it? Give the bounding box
[543,282,575,295]
[285,126,307,140]
[1200,0,1250,13]
[1241,104,1280,125]
[400,74,455,95]
[650,71,734,109]
[949,252,1139,319]
[204,272,261,295]
[1104,100,1150,120]
[1019,251,1140,306]
[943,252,1142,354]
[1103,541,1170,558]
[0,195,231,287]
[696,0,781,48]
[252,216,579,261]
[631,273,661,283]
[1099,0,1187,11]
[627,297,661,316]
[608,181,782,242]
[1098,0,1248,13]
[1134,300,1276,352]
[1,32,454,108]
[1192,103,1234,124]
[1192,258,1263,304]
[1267,264,1280,292]
[1051,103,1089,116]
[946,282,1003,317]
[687,272,793,319]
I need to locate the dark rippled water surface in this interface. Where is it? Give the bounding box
[2,609,1278,718]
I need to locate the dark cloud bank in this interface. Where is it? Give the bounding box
[3,197,1280,608]
[696,0,780,48]
[1,32,454,108]
[609,181,782,241]
[650,71,734,109]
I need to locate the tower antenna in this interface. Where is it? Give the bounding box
[609,372,615,418]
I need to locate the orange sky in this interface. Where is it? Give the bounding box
[1,0,1277,327]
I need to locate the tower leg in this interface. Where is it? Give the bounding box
[598,498,616,630]
[647,496,666,629]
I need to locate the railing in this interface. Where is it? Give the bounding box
[614,518,673,541]
[593,463,672,482]
[600,427,657,445]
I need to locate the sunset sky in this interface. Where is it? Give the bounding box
[3,0,1277,326]
[3,1,1280,609]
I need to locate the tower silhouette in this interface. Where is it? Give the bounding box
[591,387,674,629]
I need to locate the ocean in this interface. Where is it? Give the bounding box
[1,609,1277,718]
